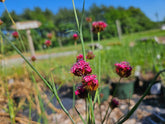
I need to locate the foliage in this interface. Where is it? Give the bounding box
[0,5,159,54]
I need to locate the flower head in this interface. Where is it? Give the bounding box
[12,31,19,38]
[71,60,92,76]
[92,21,107,33]
[45,40,51,47]
[115,61,132,78]
[110,99,119,109]
[76,54,84,62]
[75,85,88,98]
[86,17,92,23]
[47,33,53,39]
[82,74,98,91]
[0,19,3,25]
[86,51,95,60]
[31,56,36,62]
[73,33,79,41]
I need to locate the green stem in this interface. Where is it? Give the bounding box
[3,2,26,52]
[93,32,101,107]
[72,0,86,59]
[98,32,101,85]
[1,31,53,92]
[32,76,48,124]
[85,98,89,124]
[73,83,75,108]
[74,106,86,124]
[89,23,94,52]
[99,103,102,122]
[105,109,112,124]
[88,94,95,124]
[102,105,110,124]
[1,30,15,123]
[72,0,79,30]
[102,77,121,124]
[51,77,75,124]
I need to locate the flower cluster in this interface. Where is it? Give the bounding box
[71,60,92,76]
[71,54,98,98]
[12,31,19,39]
[92,21,107,34]
[86,17,92,23]
[115,61,132,78]
[73,33,79,41]
[47,33,53,39]
[45,40,51,47]
[82,75,98,91]
[0,19,3,25]
[76,52,95,61]
[86,51,95,60]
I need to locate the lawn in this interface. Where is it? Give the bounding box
[1,29,165,85]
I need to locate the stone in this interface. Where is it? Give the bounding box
[124,119,136,124]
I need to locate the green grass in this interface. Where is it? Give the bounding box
[1,29,165,84]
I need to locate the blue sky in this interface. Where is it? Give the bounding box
[0,0,165,22]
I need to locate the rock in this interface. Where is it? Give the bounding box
[150,83,161,95]
[88,43,103,50]
[123,119,136,124]
[120,104,127,110]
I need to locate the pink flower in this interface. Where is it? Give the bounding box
[115,61,132,78]
[77,54,84,62]
[92,21,107,33]
[31,56,36,62]
[75,85,88,98]
[86,17,92,23]
[47,33,53,39]
[86,51,95,60]
[45,40,51,47]
[110,99,119,109]
[71,60,92,76]
[0,19,3,25]
[82,74,98,91]
[73,33,79,40]
[12,31,19,38]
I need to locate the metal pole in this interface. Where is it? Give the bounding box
[116,20,122,42]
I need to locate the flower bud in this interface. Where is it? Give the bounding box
[110,99,119,109]
[73,33,79,41]
[31,56,36,62]
[12,31,19,39]
[86,17,92,23]
[45,40,51,47]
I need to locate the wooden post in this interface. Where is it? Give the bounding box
[116,20,122,42]
[11,21,41,56]
[26,29,35,56]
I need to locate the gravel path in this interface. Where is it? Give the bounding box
[1,50,77,67]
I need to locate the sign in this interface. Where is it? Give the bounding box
[11,20,41,56]
[11,21,41,30]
